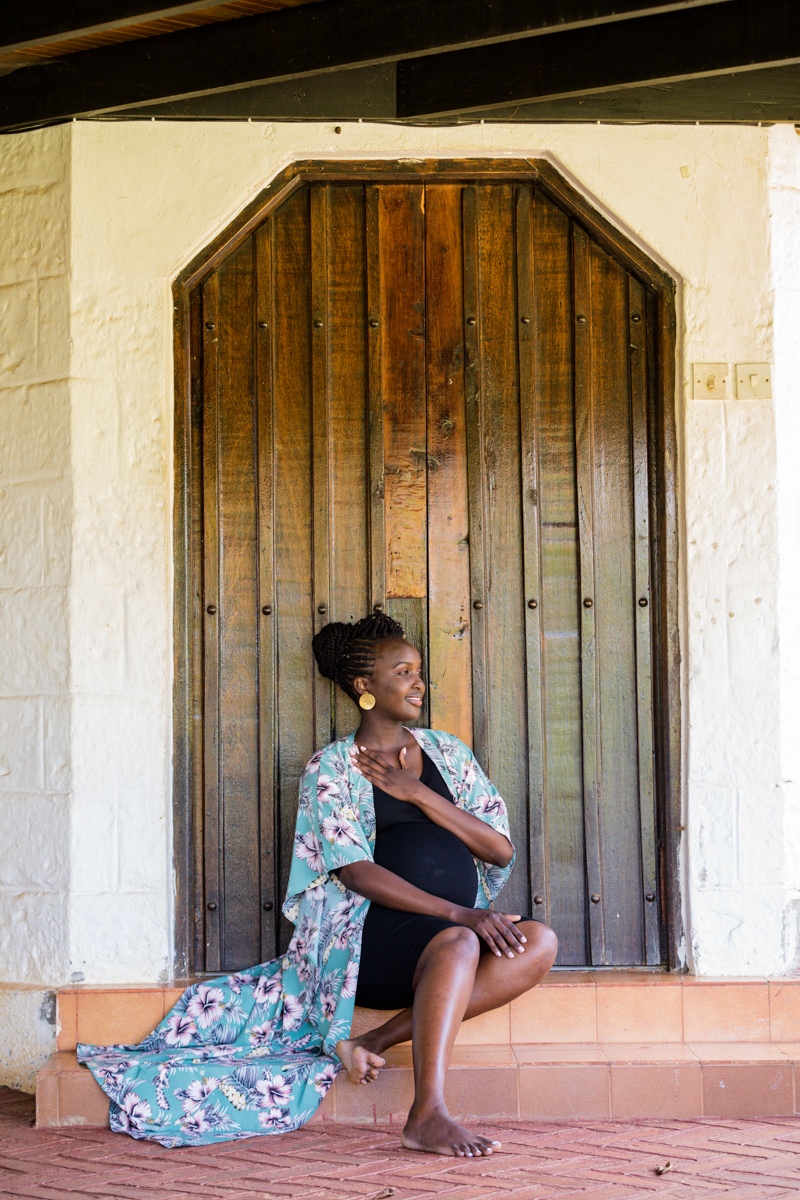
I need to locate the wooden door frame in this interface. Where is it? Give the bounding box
[171,157,681,976]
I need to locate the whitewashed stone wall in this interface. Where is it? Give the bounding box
[1,123,799,1059]
[769,127,800,974]
[0,126,71,987]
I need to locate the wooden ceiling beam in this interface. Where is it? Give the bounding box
[0,0,727,131]
[1,1,231,54]
[397,0,800,117]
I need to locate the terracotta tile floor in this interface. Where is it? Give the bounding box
[4,1086,800,1199]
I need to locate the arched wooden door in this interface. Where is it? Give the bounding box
[173,161,679,976]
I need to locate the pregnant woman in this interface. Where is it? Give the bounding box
[78,614,557,1154]
[315,614,558,1158]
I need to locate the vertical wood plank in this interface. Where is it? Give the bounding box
[573,223,604,964]
[652,283,679,969]
[380,185,427,601]
[476,183,529,917]
[533,194,587,964]
[216,236,259,969]
[255,219,278,960]
[516,185,546,918]
[273,186,314,954]
[425,184,472,745]
[311,185,333,752]
[366,187,386,616]
[187,286,206,974]
[629,273,660,965]
[462,187,489,767]
[586,238,644,965]
[327,185,370,739]
[201,269,221,972]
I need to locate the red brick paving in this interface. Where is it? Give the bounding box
[3,1090,800,1199]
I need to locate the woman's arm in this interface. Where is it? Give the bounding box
[336,859,526,958]
[350,745,514,868]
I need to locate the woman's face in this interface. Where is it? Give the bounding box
[355,639,425,722]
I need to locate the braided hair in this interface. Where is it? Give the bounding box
[312,613,406,701]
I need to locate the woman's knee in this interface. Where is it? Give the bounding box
[519,921,558,969]
[432,924,481,962]
[414,925,480,988]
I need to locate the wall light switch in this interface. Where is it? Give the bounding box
[692,363,728,400]
[735,363,772,399]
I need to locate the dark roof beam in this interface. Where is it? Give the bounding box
[0,0,729,131]
[397,0,800,117]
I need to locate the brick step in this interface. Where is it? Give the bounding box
[54,973,800,1051]
[37,1041,800,1127]
[42,974,800,1127]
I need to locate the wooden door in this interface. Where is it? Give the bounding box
[187,175,667,973]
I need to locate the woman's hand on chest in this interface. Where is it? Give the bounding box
[349,743,425,804]
[350,739,513,868]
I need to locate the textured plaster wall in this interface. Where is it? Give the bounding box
[1,122,798,1019]
[768,127,800,973]
[0,126,71,990]
[0,986,56,1091]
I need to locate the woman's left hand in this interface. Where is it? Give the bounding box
[350,745,422,804]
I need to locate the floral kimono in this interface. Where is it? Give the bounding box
[78,728,514,1147]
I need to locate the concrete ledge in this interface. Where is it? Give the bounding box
[55,974,800,1052]
[37,1041,800,1128]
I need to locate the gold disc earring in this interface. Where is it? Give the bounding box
[358,693,376,710]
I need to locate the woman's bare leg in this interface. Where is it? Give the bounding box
[400,924,499,1157]
[337,922,557,1157]
[338,921,557,1068]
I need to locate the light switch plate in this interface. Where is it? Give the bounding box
[692,363,728,400]
[735,363,772,399]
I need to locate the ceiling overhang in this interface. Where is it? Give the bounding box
[1,0,798,133]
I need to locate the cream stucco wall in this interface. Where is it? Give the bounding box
[0,126,71,987]
[2,121,799,1048]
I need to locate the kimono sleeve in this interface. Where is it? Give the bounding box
[283,742,374,918]
[466,748,512,843]
[422,730,515,906]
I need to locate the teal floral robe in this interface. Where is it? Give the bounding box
[77,728,514,1147]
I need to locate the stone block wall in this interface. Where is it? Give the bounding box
[0,127,71,989]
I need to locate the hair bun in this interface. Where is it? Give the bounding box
[312,621,356,680]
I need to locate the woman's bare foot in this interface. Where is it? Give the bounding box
[401,1104,500,1157]
[335,1037,386,1085]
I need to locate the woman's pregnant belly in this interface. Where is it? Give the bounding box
[372,822,479,909]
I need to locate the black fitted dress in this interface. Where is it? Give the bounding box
[354,749,479,1010]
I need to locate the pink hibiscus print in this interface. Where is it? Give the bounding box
[248,1021,276,1047]
[342,960,359,998]
[255,1072,292,1108]
[178,1078,218,1112]
[181,1107,211,1135]
[116,1090,152,1133]
[281,993,304,1030]
[295,830,325,872]
[164,1011,197,1046]
[321,815,360,847]
[314,1062,337,1096]
[258,1107,293,1130]
[253,973,282,1006]
[186,984,226,1028]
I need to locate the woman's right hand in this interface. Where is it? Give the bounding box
[454,907,528,958]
